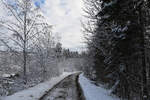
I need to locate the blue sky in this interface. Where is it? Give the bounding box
[34,0,45,7]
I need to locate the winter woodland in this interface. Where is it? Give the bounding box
[1,0,150,100]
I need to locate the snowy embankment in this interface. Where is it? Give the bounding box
[2,72,78,100]
[79,74,120,100]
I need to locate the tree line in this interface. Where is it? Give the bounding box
[83,0,150,100]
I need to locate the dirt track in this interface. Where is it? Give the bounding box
[40,73,84,100]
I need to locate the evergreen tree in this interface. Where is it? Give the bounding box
[83,0,150,99]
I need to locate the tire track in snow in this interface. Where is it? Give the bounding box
[39,73,84,100]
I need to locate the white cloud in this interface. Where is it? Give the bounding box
[41,0,85,51]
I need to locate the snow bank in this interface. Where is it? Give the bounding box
[79,74,120,100]
[2,72,78,100]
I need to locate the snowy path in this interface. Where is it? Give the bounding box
[2,72,80,100]
[79,74,120,100]
[39,73,84,100]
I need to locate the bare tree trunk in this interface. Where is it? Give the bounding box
[23,2,27,84]
[139,5,148,100]
[23,44,27,84]
[141,35,148,100]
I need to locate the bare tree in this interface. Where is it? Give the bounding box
[34,23,56,81]
[0,0,43,83]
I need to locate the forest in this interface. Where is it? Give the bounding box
[82,0,150,100]
[0,0,150,100]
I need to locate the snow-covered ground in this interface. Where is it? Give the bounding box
[1,72,78,100]
[41,74,79,100]
[79,74,120,100]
